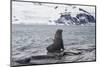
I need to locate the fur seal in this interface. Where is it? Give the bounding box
[46,29,64,53]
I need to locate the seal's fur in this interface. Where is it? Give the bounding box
[47,29,64,52]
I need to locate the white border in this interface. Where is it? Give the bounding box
[0,0,100,67]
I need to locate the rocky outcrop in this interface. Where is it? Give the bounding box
[55,8,95,25]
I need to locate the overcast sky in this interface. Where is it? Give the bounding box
[12,1,95,24]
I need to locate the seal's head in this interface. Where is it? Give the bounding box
[56,29,63,33]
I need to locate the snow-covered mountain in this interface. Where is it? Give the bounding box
[12,1,95,25]
[55,7,95,25]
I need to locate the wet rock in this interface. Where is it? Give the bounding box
[31,55,55,59]
[76,47,95,52]
[63,51,82,56]
[15,58,31,64]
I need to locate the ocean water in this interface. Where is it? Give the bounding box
[11,24,96,66]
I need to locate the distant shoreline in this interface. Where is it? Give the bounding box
[12,23,95,27]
